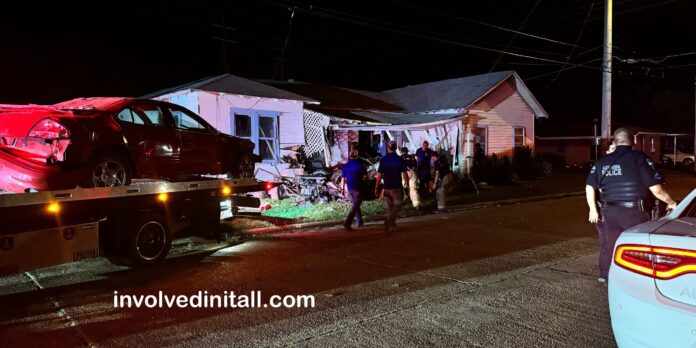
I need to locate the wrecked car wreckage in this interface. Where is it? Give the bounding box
[258,146,379,204]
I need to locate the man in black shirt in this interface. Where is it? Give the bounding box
[415,141,434,197]
[585,128,677,282]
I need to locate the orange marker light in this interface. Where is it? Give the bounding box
[157,193,169,202]
[46,202,61,214]
[222,186,232,195]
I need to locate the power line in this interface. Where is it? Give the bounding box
[387,0,589,50]
[525,58,603,81]
[256,0,602,72]
[545,0,596,87]
[489,0,543,72]
[617,51,696,65]
[531,0,680,35]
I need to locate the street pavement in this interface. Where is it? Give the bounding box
[1,174,695,347]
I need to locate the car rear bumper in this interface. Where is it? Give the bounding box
[0,147,87,192]
[609,268,696,348]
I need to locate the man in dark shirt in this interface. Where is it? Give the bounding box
[432,152,452,212]
[375,141,409,234]
[415,141,434,197]
[401,147,420,208]
[342,149,367,231]
[585,128,677,282]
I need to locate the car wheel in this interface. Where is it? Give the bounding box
[86,153,132,188]
[683,158,694,167]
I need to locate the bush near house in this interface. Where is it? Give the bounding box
[473,146,554,184]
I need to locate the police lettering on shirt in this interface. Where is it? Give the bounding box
[601,164,622,177]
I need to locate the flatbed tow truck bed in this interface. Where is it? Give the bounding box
[0,178,273,276]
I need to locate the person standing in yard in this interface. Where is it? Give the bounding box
[431,152,452,212]
[415,141,434,197]
[585,128,677,283]
[400,147,420,209]
[341,149,367,231]
[375,141,409,234]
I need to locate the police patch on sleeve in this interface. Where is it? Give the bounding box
[646,158,655,169]
[590,165,596,174]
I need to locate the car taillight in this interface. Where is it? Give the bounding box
[28,118,70,139]
[614,244,696,280]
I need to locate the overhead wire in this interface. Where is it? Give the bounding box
[255,0,602,72]
[545,0,596,87]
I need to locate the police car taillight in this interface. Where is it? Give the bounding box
[614,244,696,279]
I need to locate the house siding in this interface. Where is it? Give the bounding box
[195,91,305,148]
[468,79,535,157]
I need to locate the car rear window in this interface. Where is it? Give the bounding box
[133,105,165,126]
[117,108,146,125]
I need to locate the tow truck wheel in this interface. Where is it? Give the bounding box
[118,215,172,267]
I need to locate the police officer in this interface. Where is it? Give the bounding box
[585,128,677,283]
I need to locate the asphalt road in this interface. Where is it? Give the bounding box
[1,174,695,348]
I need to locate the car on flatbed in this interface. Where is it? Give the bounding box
[0,97,258,193]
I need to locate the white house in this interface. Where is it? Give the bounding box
[144,74,318,181]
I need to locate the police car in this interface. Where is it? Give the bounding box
[608,188,696,347]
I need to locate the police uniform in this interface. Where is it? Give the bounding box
[585,145,663,279]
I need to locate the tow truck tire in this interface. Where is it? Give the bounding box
[118,215,172,268]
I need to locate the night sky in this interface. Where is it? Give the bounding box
[1,0,695,132]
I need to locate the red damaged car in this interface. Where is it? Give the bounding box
[0,97,258,193]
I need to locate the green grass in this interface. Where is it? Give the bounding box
[261,198,387,222]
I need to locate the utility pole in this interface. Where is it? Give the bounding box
[601,0,613,148]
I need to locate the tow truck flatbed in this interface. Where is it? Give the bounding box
[0,178,274,276]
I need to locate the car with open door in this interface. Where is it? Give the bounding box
[0,97,258,193]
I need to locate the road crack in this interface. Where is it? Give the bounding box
[24,272,98,348]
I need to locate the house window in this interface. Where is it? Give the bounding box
[513,127,525,147]
[473,126,487,155]
[234,114,252,139]
[258,116,278,161]
[231,109,280,162]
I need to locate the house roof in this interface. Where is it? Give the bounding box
[353,111,461,125]
[384,70,549,118]
[142,74,318,103]
[262,81,404,112]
